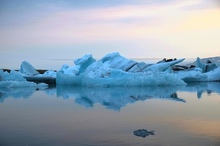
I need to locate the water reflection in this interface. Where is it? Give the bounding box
[0,87,35,103]
[57,85,185,111]
[179,82,220,98]
[1,82,220,110]
[0,85,54,103]
[0,83,220,146]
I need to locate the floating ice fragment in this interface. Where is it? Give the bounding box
[196,57,218,73]
[19,61,39,75]
[0,70,48,88]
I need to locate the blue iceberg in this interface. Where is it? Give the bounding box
[1,52,220,88]
[56,52,187,86]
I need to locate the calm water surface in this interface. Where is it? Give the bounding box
[0,83,220,146]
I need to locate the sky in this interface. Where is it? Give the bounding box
[0,0,220,69]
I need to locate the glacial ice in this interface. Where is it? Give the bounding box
[100,52,137,71]
[56,52,187,86]
[1,52,220,88]
[0,69,48,88]
[141,58,185,72]
[56,52,220,86]
[19,61,39,75]
[195,57,219,73]
[0,70,25,81]
[175,58,220,82]
[74,54,96,75]
[16,61,56,84]
[82,65,186,87]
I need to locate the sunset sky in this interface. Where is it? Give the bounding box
[0,0,220,68]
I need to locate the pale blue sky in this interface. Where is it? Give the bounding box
[0,0,220,69]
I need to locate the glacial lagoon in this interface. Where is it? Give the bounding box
[0,83,220,146]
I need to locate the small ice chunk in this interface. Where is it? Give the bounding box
[19,61,39,75]
[0,70,26,81]
[196,57,218,73]
[0,70,48,88]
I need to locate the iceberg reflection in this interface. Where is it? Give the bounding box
[0,87,35,103]
[57,85,186,111]
[1,82,220,110]
[179,82,220,98]
[0,86,48,103]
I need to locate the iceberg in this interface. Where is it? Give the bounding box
[1,52,220,87]
[175,65,220,82]
[19,61,39,75]
[0,69,48,88]
[56,52,220,86]
[56,52,187,86]
[195,57,219,73]
[18,61,56,84]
